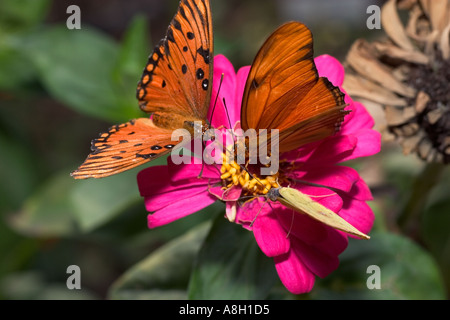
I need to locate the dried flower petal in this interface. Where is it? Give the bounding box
[347,40,415,97]
[345,0,450,164]
[382,0,414,50]
[343,74,407,106]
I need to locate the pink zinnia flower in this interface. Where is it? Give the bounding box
[137,54,381,294]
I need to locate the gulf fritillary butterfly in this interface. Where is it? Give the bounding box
[72,0,213,179]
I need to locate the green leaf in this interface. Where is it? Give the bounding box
[110,14,150,120]
[8,172,79,237]
[69,155,168,232]
[8,158,163,237]
[188,215,278,300]
[109,289,187,300]
[112,15,150,110]
[0,222,38,281]
[422,195,450,296]
[21,26,134,122]
[70,165,149,233]
[0,0,51,32]
[381,152,425,209]
[0,271,98,300]
[0,46,37,90]
[0,134,39,212]
[109,222,212,300]
[312,232,446,299]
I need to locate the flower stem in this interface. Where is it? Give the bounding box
[397,162,445,238]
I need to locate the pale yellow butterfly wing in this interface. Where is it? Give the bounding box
[269,187,370,240]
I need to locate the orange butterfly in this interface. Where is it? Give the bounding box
[72,0,213,179]
[214,22,349,204]
[240,22,347,155]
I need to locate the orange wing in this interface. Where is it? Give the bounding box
[72,0,214,179]
[240,22,348,153]
[137,0,214,122]
[71,119,180,179]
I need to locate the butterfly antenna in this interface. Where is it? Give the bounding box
[208,73,225,126]
[291,178,337,192]
[288,178,337,198]
[222,97,233,130]
[286,209,295,239]
[309,192,337,198]
[249,199,268,228]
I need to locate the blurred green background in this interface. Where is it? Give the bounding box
[0,0,448,300]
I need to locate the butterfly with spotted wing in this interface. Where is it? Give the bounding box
[72,0,213,179]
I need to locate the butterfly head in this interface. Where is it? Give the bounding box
[183,120,210,138]
[267,187,281,202]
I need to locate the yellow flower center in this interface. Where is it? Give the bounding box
[219,153,281,196]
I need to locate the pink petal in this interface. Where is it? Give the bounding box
[294,135,358,167]
[137,165,214,200]
[138,165,217,214]
[338,197,375,237]
[147,191,217,228]
[251,208,290,257]
[337,130,382,163]
[341,102,375,134]
[167,157,220,182]
[225,201,238,222]
[275,204,348,258]
[315,54,345,86]
[290,236,343,279]
[274,249,315,294]
[137,165,171,196]
[347,177,373,201]
[276,206,329,244]
[293,165,361,194]
[280,141,319,163]
[297,128,381,166]
[234,198,266,225]
[310,226,348,259]
[209,184,242,201]
[143,183,211,212]
[272,188,349,260]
